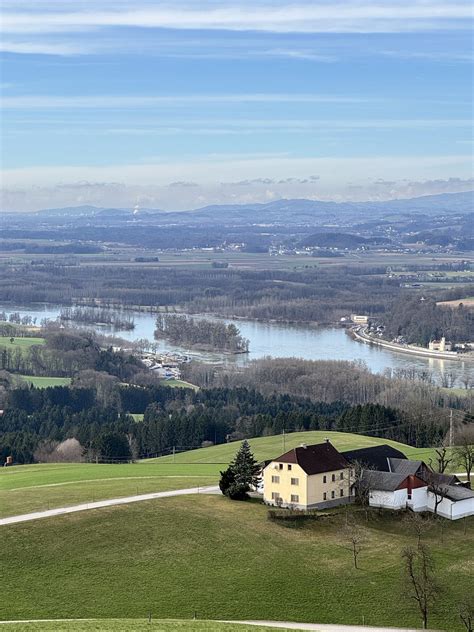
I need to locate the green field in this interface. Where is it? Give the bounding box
[19,375,71,388]
[0,336,45,349]
[0,495,472,630]
[0,431,445,518]
[0,462,219,518]
[152,430,441,466]
[161,378,199,390]
[0,621,291,632]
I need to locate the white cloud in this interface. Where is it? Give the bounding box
[0,93,374,109]
[1,153,472,211]
[2,3,471,35]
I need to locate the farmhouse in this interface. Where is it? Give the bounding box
[263,440,353,510]
[263,441,474,520]
[343,445,474,520]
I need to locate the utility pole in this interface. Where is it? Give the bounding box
[449,409,454,448]
[283,429,286,453]
[172,445,176,463]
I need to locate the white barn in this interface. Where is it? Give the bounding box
[427,485,474,520]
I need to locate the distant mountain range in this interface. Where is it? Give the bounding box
[4,191,473,228]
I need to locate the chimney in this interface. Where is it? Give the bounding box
[300,443,307,449]
[325,438,330,443]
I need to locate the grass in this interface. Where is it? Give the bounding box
[0,462,219,518]
[0,336,45,350]
[18,375,71,388]
[151,430,442,466]
[0,495,472,630]
[161,379,199,390]
[0,622,294,632]
[0,431,448,517]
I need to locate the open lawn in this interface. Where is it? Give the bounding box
[0,495,472,630]
[0,621,294,632]
[0,462,219,517]
[0,336,45,350]
[18,375,71,388]
[0,432,447,517]
[161,378,199,390]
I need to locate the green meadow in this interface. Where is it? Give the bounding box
[18,375,71,388]
[0,431,447,517]
[0,336,45,351]
[0,495,472,631]
[0,622,293,632]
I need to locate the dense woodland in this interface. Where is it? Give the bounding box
[0,262,402,323]
[0,331,142,379]
[0,382,459,464]
[154,314,249,353]
[381,297,474,345]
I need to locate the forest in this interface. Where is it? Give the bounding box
[0,382,458,465]
[381,297,474,345]
[154,314,249,353]
[0,261,402,324]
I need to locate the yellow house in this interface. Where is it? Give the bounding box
[263,441,353,510]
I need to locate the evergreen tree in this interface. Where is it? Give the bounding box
[219,440,261,500]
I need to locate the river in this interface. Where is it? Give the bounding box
[2,304,473,386]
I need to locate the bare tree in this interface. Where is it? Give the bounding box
[342,522,364,570]
[453,426,474,486]
[404,511,431,549]
[459,599,473,632]
[428,446,453,474]
[402,545,438,630]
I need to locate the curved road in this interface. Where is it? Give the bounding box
[0,485,220,526]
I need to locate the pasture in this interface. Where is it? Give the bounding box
[0,495,472,630]
[0,336,45,350]
[0,622,293,632]
[18,375,71,388]
[0,431,445,517]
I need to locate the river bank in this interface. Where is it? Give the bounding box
[350,326,474,362]
[1,303,473,387]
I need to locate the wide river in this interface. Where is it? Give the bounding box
[2,304,473,386]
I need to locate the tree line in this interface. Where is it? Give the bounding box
[2,381,467,465]
[154,314,249,353]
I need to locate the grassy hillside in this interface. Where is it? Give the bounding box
[0,621,291,631]
[0,462,218,518]
[1,495,472,631]
[0,431,444,517]
[153,430,440,466]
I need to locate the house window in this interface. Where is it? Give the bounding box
[271,475,280,484]
[291,478,299,486]
[271,492,280,500]
[331,474,336,482]
[323,492,327,500]
[340,472,344,480]
[287,464,292,471]
[279,463,283,470]
[407,492,412,500]
[331,491,335,499]
[291,494,299,503]
[323,475,327,483]
[340,489,344,497]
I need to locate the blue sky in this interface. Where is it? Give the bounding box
[1,1,473,211]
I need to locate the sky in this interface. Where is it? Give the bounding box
[1,1,473,211]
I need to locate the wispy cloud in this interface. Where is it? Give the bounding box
[3,2,472,35]
[0,93,374,109]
